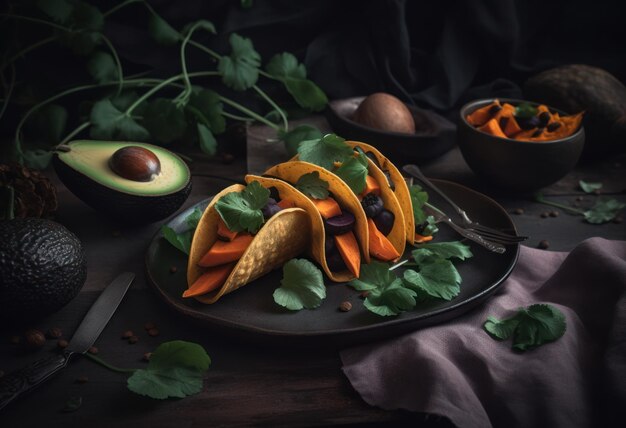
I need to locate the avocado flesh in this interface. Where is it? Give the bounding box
[56,140,189,196]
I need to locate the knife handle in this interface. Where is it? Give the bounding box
[0,352,70,411]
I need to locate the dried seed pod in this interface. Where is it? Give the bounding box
[88,346,98,355]
[46,327,63,339]
[538,240,550,249]
[24,329,46,350]
[147,328,160,337]
[339,301,352,312]
[121,330,134,339]
[128,335,139,344]
[57,339,69,349]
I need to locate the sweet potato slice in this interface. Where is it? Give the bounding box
[466,100,501,127]
[335,231,361,277]
[217,216,238,242]
[183,263,236,298]
[367,219,400,261]
[361,175,381,197]
[478,118,507,138]
[414,233,434,244]
[277,198,296,209]
[312,197,342,219]
[198,234,254,267]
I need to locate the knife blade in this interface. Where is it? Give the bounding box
[423,204,506,254]
[0,272,135,411]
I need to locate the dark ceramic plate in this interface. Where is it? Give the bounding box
[145,180,519,348]
[325,96,457,166]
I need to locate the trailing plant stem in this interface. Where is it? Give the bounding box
[84,353,136,374]
[219,97,280,131]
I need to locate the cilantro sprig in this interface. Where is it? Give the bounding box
[295,171,330,199]
[409,184,438,236]
[534,191,625,224]
[215,181,270,233]
[273,259,326,310]
[161,207,203,254]
[297,133,353,170]
[484,304,566,351]
[334,150,369,195]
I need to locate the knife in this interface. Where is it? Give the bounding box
[0,272,135,411]
[423,204,506,254]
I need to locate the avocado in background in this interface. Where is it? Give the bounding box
[53,140,191,224]
[0,218,87,320]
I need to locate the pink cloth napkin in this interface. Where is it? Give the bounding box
[341,238,626,428]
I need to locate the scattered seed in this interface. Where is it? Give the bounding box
[88,346,98,355]
[339,301,352,312]
[512,208,524,215]
[538,240,550,249]
[169,266,177,274]
[76,376,89,384]
[121,330,134,339]
[46,327,63,339]
[144,322,156,331]
[9,335,20,345]
[540,212,549,218]
[128,335,139,344]
[360,291,370,299]
[143,352,152,362]
[549,210,559,217]
[147,328,160,337]
[57,339,69,349]
[24,329,46,350]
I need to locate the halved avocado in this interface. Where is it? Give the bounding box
[53,140,191,223]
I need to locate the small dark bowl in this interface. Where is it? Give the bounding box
[325,96,456,166]
[458,98,585,192]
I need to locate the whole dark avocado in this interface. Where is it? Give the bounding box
[0,218,87,320]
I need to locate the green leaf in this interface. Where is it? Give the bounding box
[364,279,417,316]
[265,53,327,111]
[197,124,217,156]
[189,89,225,134]
[514,103,538,119]
[280,124,322,157]
[241,0,253,8]
[420,215,439,236]
[111,91,144,113]
[219,33,261,91]
[185,207,204,229]
[72,2,104,31]
[161,207,203,255]
[149,14,181,45]
[297,133,353,170]
[127,341,211,399]
[37,0,73,23]
[23,149,53,170]
[579,180,602,193]
[90,99,150,141]
[334,151,369,195]
[273,259,326,310]
[402,259,461,301]
[31,104,67,142]
[349,261,397,292]
[409,184,428,225]
[295,171,329,199]
[266,53,306,80]
[182,20,216,37]
[143,98,187,145]
[583,199,626,224]
[87,51,118,83]
[484,304,566,351]
[411,241,473,262]
[215,181,269,233]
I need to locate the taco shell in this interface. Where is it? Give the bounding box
[187,184,310,303]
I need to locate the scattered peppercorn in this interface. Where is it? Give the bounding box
[169,266,177,274]
[46,327,63,339]
[144,322,156,331]
[76,376,89,384]
[339,301,352,312]
[538,240,550,249]
[24,329,46,350]
[540,212,549,218]
[147,328,160,337]
[513,208,524,215]
[88,346,98,355]
[9,335,20,345]
[57,339,69,349]
[549,210,559,217]
[143,352,152,362]
[128,335,139,344]
[121,330,134,339]
[360,291,370,299]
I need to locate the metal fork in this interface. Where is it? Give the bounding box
[403,164,528,242]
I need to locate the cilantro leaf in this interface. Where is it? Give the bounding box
[197,124,217,156]
[514,103,538,119]
[349,261,398,291]
[295,171,329,199]
[483,304,566,351]
[37,0,73,24]
[143,98,187,145]
[411,241,473,262]
[273,259,326,310]
[334,151,369,195]
[149,14,181,45]
[297,133,353,170]
[402,259,461,301]
[280,124,322,157]
[185,207,204,229]
[189,89,225,134]
[87,51,118,84]
[266,53,327,111]
[218,33,261,91]
[23,150,53,170]
[420,215,439,236]
[31,104,67,142]
[60,2,104,55]
[127,341,210,399]
[90,98,149,141]
[161,207,203,255]
[583,198,625,224]
[266,53,306,80]
[215,181,269,233]
[409,184,428,225]
[579,180,602,193]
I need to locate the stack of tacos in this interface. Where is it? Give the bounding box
[184,136,432,303]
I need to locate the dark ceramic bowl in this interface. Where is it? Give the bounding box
[458,98,585,191]
[325,96,456,166]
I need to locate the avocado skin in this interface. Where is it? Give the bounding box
[0,218,87,320]
[53,155,191,224]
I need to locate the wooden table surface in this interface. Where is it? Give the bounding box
[1,117,625,427]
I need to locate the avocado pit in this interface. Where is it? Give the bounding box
[109,146,161,182]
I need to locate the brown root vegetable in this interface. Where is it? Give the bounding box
[353,93,416,134]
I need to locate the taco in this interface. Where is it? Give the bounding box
[261,162,369,281]
[186,181,310,304]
